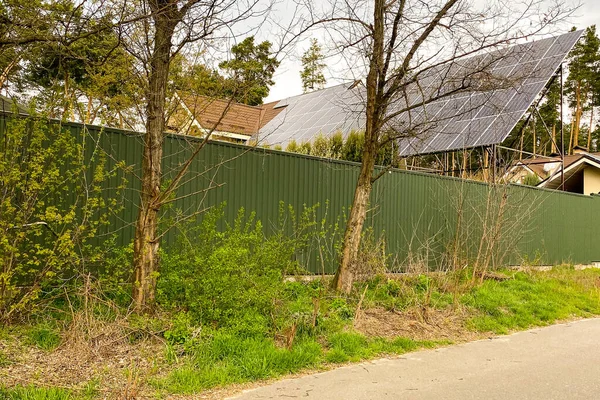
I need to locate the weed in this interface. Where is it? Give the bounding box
[81,379,99,399]
[329,298,353,320]
[0,350,11,367]
[25,324,61,351]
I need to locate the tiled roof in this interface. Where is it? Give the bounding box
[176,93,285,136]
[260,100,283,128]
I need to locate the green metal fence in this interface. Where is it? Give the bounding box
[4,113,600,273]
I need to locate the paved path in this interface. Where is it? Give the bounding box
[230,319,600,399]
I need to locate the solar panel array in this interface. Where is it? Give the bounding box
[259,30,583,156]
[259,82,365,145]
[395,30,583,156]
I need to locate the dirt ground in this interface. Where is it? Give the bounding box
[0,332,163,398]
[353,306,486,343]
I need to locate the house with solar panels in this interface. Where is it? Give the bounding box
[169,30,590,194]
[256,30,585,185]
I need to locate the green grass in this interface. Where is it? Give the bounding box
[154,334,324,393]
[0,380,98,400]
[356,269,600,336]
[324,332,438,363]
[462,269,600,334]
[0,386,75,400]
[154,328,443,394]
[151,268,600,395]
[5,268,600,398]
[24,324,61,351]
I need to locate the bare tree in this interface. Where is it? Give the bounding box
[282,0,576,292]
[120,0,270,310]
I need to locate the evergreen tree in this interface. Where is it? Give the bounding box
[300,38,326,93]
[342,131,365,162]
[219,36,279,106]
[24,9,139,125]
[565,26,600,153]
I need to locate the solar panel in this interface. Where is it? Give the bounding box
[259,30,583,155]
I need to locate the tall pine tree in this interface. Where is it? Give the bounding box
[565,26,600,153]
[300,38,326,93]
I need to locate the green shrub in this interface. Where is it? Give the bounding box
[0,115,126,321]
[342,130,364,162]
[329,298,353,320]
[164,312,195,345]
[157,208,302,333]
[522,173,541,186]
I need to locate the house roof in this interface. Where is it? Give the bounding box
[258,82,364,146]
[175,93,285,137]
[260,100,283,128]
[509,153,600,180]
[536,153,600,190]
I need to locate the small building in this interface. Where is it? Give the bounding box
[505,148,600,195]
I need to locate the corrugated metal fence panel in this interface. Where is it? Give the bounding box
[3,114,600,272]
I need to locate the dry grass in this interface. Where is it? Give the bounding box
[353,306,485,343]
[0,313,168,399]
[0,278,171,399]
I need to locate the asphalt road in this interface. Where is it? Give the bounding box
[229,318,600,400]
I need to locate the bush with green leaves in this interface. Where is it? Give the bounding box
[0,115,126,320]
[522,173,541,186]
[157,207,307,334]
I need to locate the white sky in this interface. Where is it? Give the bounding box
[264,0,600,103]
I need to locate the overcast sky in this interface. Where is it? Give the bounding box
[264,0,600,103]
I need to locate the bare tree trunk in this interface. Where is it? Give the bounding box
[519,129,524,160]
[333,0,385,293]
[568,110,575,155]
[0,57,19,90]
[551,124,557,154]
[532,119,536,158]
[332,148,377,292]
[573,82,582,150]
[132,10,176,311]
[588,106,594,150]
[483,149,489,182]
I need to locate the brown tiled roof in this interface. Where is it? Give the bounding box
[260,100,284,128]
[176,93,286,136]
[178,94,262,135]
